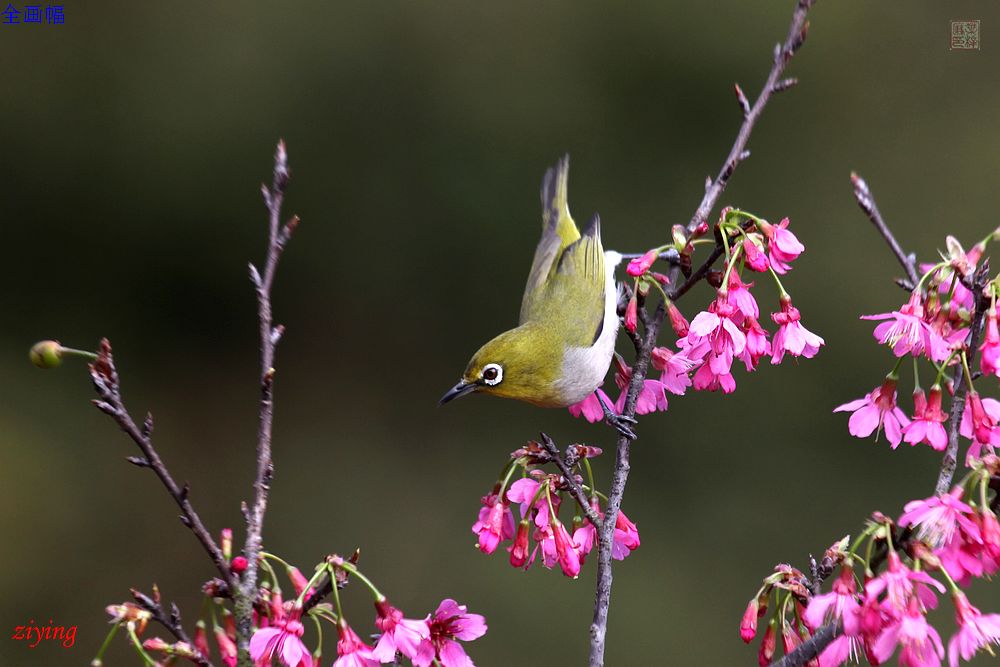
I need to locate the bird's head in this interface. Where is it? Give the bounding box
[439,325,561,406]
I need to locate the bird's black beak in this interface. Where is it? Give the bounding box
[439,380,477,406]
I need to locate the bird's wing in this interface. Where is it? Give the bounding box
[520,156,582,324]
[526,214,608,349]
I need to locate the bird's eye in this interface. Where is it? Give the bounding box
[481,363,503,386]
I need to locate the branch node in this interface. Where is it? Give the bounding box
[92,399,117,416]
[126,455,151,468]
[248,262,262,289]
[773,77,799,93]
[142,412,154,438]
[733,83,750,117]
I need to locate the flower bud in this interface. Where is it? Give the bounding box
[667,302,689,337]
[231,555,248,574]
[627,249,659,277]
[30,340,64,368]
[672,224,688,248]
[508,520,531,569]
[220,528,232,561]
[624,295,638,333]
[757,621,776,665]
[740,598,759,643]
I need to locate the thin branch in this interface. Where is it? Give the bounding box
[89,340,235,590]
[936,262,990,495]
[236,140,297,662]
[588,2,817,665]
[538,433,603,530]
[851,172,919,289]
[773,621,840,667]
[131,588,213,667]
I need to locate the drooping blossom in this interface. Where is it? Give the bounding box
[865,552,944,615]
[666,301,690,337]
[758,621,777,666]
[372,599,431,663]
[681,297,746,393]
[508,519,533,569]
[612,510,641,560]
[412,599,487,667]
[726,273,760,319]
[610,354,669,415]
[872,597,945,667]
[742,236,769,272]
[770,296,823,364]
[899,487,981,548]
[625,294,638,333]
[960,393,1000,462]
[980,305,1000,378]
[216,627,238,667]
[572,498,601,561]
[903,387,948,451]
[333,621,378,667]
[759,217,804,274]
[861,290,949,362]
[567,388,615,423]
[506,477,556,528]
[740,598,760,643]
[802,567,864,667]
[651,346,698,395]
[834,377,910,447]
[471,494,514,555]
[947,591,1000,667]
[739,316,771,371]
[626,249,659,276]
[249,615,312,667]
[551,519,582,578]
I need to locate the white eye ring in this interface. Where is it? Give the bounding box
[481,363,503,386]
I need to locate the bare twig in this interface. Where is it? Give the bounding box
[236,140,297,662]
[587,3,817,665]
[538,433,603,530]
[131,587,213,667]
[851,172,919,289]
[89,340,234,590]
[936,262,990,495]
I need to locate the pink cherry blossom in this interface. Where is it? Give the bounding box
[760,217,804,274]
[980,306,1000,378]
[612,510,641,560]
[725,273,759,319]
[758,622,777,665]
[903,387,948,451]
[947,591,1000,667]
[505,477,556,528]
[681,297,746,392]
[625,295,638,333]
[861,291,949,362]
[372,599,431,663]
[899,487,981,548]
[412,599,487,667]
[626,249,659,276]
[739,316,772,371]
[770,296,823,364]
[834,377,910,447]
[249,616,313,667]
[866,552,944,616]
[334,621,378,667]
[611,355,669,415]
[666,301,690,337]
[551,519,582,578]
[508,519,533,569]
[742,236,770,272]
[651,347,698,395]
[960,393,1000,462]
[872,598,945,667]
[567,388,615,423]
[740,599,759,643]
[471,494,514,555]
[804,567,861,635]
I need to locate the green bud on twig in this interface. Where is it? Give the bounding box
[30,340,63,368]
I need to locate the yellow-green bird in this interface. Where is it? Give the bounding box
[440,156,634,437]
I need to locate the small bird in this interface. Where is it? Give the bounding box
[439,156,635,438]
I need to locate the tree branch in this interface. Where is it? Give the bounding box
[588,2,817,665]
[236,140,297,662]
[773,621,840,667]
[131,587,213,667]
[850,172,919,289]
[539,433,603,530]
[88,340,235,591]
[936,262,990,495]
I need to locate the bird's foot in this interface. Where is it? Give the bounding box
[594,391,637,441]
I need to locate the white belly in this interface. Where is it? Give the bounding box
[553,251,621,405]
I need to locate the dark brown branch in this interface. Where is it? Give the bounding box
[936,262,990,495]
[236,140,296,662]
[773,621,840,667]
[89,340,235,590]
[538,433,603,530]
[131,588,213,667]
[684,0,815,239]
[588,4,816,664]
[851,172,919,289]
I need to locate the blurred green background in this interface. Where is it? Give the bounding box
[3,1,1000,664]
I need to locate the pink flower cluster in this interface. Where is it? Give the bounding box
[472,464,640,579]
[742,472,1000,667]
[570,215,821,422]
[837,237,1000,465]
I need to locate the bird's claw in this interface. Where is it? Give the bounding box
[604,414,637,441]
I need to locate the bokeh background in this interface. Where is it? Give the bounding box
[3,1,1000,664]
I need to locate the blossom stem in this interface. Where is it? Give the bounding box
[295,565,332,607]
[583,459,597,501]
[933,350,960,386]
[310,614,323,660]
[92,622,120,665]
[127,624,157,666]
[59,345,99,360]
[335,561,383,601]
[258,554,281,593]
[912,356,921,391]
[915,261,949,292]
[498,459,519,498]
[328,564,345,620]
[545,484,559,526]
[961,351,975,389]
[766,264,789,299]
[719,237,744,293]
